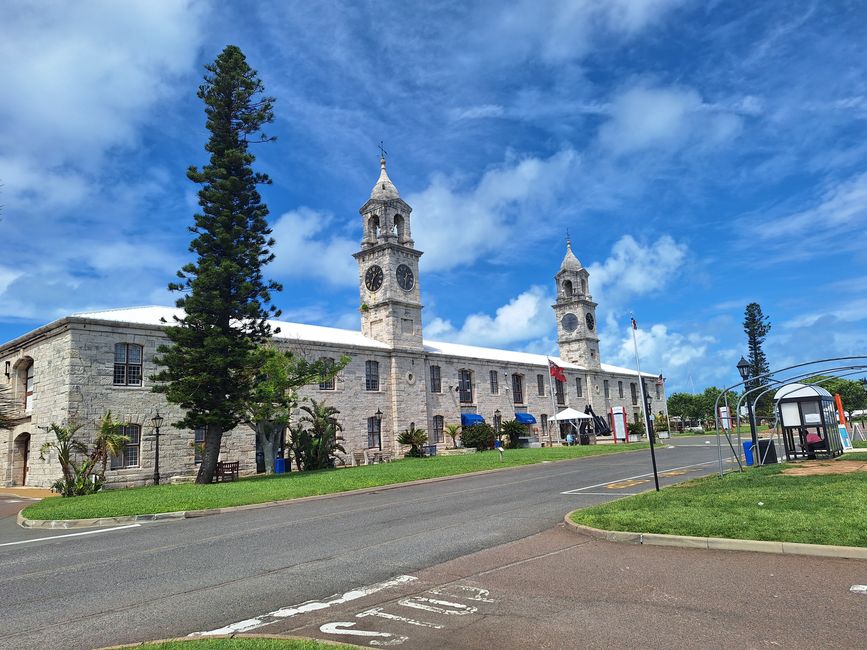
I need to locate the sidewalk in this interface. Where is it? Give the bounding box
[253,526,866,649]
[0,486,55,499]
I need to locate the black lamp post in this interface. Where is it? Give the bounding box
[494,408,501,433]
[737,356,759,461]
[151,412,164,485]
[374,408,383,450]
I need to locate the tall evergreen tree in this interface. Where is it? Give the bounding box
[153,45,281,484]
[743,302,772,414]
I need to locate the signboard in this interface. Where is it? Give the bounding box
[718,406,731,431]
[610,406,628,442]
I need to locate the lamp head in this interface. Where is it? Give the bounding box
[736,356,750,381]
[151,412,164,429]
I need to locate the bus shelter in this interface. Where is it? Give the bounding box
[774,383,844,461]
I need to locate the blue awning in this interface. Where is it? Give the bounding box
[461,413,486,427]
[514,412,537,424]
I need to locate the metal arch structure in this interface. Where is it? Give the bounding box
[743,368,867,465]
[712,356,867,476]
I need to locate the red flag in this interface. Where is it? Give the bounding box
[548,358,566,382]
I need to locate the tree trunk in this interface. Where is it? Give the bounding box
[196,423,223,484]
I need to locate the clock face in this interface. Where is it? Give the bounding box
[396,264,414,291]
[561,312,579,332]
[365,265,383,291]
[585,312,595,330]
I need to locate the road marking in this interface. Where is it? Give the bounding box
[428,585,494,602]
[192,574,417,637]
[398,596,478,616]
[357,606,444,629]
[560,460,720,494]
[573,492,644,496]
[0,524,141,547]
[3,499,23,503]
[606,479,649,489]
[851,585,867,594]
[320,622,408,646]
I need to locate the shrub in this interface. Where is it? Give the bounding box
[461,423,496,451]
[628,420,646,438]
[500,419,524,449]
[398,424,428,458]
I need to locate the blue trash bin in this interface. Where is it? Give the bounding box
[742,441,754,466]
[274,457,286,474]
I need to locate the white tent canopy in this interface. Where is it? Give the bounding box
[553,407,592,421]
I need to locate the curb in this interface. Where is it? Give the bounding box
[98,633,363,649]
[563,511,867,560]
[17,446,651,529]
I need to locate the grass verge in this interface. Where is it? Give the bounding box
[570,462,867,547]
[121,639,356,649]
[23,443,648,521]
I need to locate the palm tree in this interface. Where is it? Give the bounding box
[39,422,89,496]
[444,423,461,449]
[298,399,345,470]
[91,412,130,480]
[398,424,428,457]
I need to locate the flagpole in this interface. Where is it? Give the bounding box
[631,318,660,491]
[547,358,558,446]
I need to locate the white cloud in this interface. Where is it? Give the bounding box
[588,235,688,310]
[0,0,206,216]
[424,285,554,347]
[750,171,867,244]
[598,83,743,155]
[449,104,505,121]
[491,0,686,64]
[0,266,22,296]
[409,150,579,272]
[270,207,358,286]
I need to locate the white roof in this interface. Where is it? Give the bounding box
[71,305,655,376]
[553,407,593,421]
[773,383,833,400]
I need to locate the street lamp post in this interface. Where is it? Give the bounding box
[151,412,164,486]
[737,356,759,463]
[374,408,383,450]
[494,408,501,434]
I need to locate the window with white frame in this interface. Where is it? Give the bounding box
[432,415,444,443]
[365,360,379,391]
[319,357,335,390]
[114,343,143,386]
[111,424,141,469]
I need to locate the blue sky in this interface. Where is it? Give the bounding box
[1,0,866,394]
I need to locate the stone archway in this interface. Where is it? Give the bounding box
[12,432,31,486]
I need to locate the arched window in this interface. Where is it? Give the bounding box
[432,415,444,443]
[581,278,587,294]
[23,361,34,412]
[369,215,381,238]
[394,214,405,240]
[511,374,524,404]
[563,280,573,297]
[114,343,143,386]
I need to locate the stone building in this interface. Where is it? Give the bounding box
[0,158,666,488]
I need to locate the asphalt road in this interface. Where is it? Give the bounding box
[1,437,732,649]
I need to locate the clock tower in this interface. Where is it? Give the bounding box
[354,156,424,350]
[553,240,600,369]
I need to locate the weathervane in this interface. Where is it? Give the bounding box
[378,140,388,161]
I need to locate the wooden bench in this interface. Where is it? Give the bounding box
[214,461,239,482]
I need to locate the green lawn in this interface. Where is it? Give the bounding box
[23,443,648,521]
[124,639,356,650]
[571,462,867,547]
